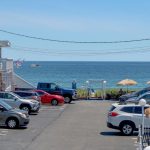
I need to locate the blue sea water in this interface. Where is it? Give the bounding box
[14,61,150,90]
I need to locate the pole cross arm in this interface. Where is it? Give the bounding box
[0,41,11,47]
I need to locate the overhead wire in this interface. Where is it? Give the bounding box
[1,29,150,44]
[12,44,150,52]
[9,46,150,56]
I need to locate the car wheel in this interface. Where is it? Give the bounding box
[51,99,58,106]
[6,118,18,129]
[21,106,30,114]
[120,122,134,135]
[64,96,71,103]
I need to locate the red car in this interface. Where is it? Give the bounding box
[34,90,64,106]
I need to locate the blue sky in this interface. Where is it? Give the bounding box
[0,0,150,61]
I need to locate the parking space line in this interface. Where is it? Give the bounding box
[0,133,6,136]
[0,129,9,136]
[132,137,138,140]
[1,130,8,133]
[40,106,66,111]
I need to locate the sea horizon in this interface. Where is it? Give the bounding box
[14,61,150,90]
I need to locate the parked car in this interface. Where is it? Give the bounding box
[0,100,30,129]
[13,91,41,102]
[119,86,150,102]
[33,90,64,105]
[37,82,77,103]
[107,103,150,135]
[0,92,40,114]
[126,92,150,104]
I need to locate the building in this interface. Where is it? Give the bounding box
[0,58,13,91]
[0,58,35,91]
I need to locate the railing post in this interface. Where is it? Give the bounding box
[138,125,143,150]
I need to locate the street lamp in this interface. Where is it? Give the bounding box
[102,80,107,100]
[139,99,146,135]
[86,80,90,100]
[138,99,146,150]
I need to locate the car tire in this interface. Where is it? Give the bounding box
[120,122,134,136]
[64,96,71,103]
[51,99,58,106]
[20,105,31,114]
[6,118,19,129]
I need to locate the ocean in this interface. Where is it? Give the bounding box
[14,61,150,90]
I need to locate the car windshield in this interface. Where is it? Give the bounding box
[0,101,12,110]
[56,84,61,88]
[11,92,22,99]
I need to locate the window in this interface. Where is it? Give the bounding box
[24,93,32,96]
[109,106,116,112]
[37,91,44,96]
[134,107,142,114]
[138,90,148,96]
[39,83,50,89]
[0,93,4,98]
[134,106,149,114]
[15,92,25,97]
[4,93,15,99]
[121,107,133,113]
[51,84,57,90]
[142,94,150,100]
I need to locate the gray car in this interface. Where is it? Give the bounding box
[126,92,150,104]
[13,91,41,102]
[0,100,30,129]
[0,92,40,114]
[119,86,150,102]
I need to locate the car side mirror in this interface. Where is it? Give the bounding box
[0,106,4,112]
[13,98,18,101]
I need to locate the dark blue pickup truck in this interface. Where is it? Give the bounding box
[37,82,77,103]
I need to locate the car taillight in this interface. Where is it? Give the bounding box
[32,96,37,100]
[108,112,119,117]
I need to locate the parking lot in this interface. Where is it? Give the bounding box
[0,100,137,150]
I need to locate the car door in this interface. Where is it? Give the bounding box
[132,106,143,128]
[133,106,150,128]
[36,91,47,103]
[3,93,18,108]
[50,83,61,95]
[0,105,8,125]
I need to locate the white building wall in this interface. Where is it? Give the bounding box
[0,58,13,91]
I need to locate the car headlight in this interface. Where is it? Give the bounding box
[20,113,27,118]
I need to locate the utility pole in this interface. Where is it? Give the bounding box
[0,40,11,58]
[0,47,1,59]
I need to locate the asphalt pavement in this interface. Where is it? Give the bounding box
[0,101,137,150]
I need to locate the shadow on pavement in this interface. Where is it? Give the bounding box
[100,131,122,136]
[100,131,138,136]
[0,126,27,130]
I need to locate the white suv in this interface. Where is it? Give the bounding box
[107,103,150,135]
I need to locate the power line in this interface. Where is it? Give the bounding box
[1,29,150,44]
[13,44,150,52]
[9,46,150,55]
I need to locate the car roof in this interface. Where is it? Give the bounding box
[14,91,36,93]
[112,102,150,107]
[140,91,150,95]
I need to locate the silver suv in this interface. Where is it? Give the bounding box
[107,103,150,135]
[0,100,30,128]
[0,92,40,114]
